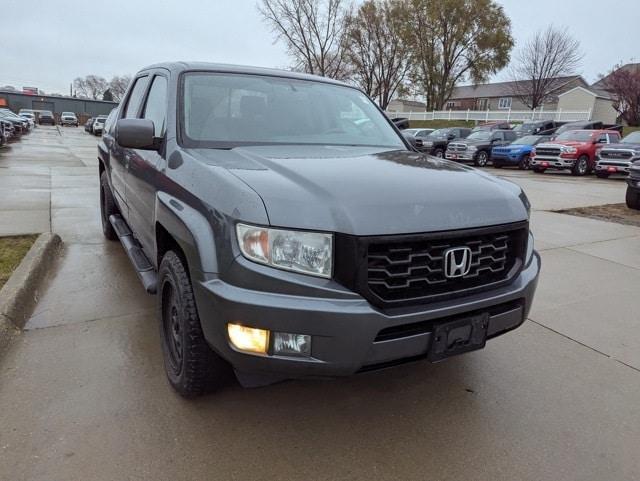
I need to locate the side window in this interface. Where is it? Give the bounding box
[123,76,149,119]
[505,131,517,141]
[493,132,504,141]
[597,133,608,144]
[143,76,168,136]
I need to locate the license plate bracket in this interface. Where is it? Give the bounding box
[428,313,489,362]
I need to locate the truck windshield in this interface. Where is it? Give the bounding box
[467,131,492,141]
[429,128,451,138]
[181,73,405,149]
[555,131,594,142]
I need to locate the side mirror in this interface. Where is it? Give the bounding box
[115,118,157,150]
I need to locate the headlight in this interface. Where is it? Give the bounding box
[236,223,332,278]
[423,141,433,147]
[562,146,577,154]
[467,145,477,151]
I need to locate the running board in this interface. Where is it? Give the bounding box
[109,214,157,294]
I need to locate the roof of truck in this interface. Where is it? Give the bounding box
[138,61,349,87]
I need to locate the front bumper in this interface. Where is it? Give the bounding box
[194,252,541,385]
[596,159,636,175]
[492,152,521,164]
[531,155,575,169]
[445,151,476,161]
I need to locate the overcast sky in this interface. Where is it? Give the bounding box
[2,0,638,94]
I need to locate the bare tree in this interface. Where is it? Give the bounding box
[403,0,513,110]
[602,64,640,126]
[344,0,410,109]
[508,26,583,109]
[108,75,132,102]
[258,0,351,79]
[73,75,108,100]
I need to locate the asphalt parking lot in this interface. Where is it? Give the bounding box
[1,126,639,481]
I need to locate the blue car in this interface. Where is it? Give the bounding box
[492,135,550,170]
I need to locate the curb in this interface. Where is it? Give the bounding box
[0,233,62,354]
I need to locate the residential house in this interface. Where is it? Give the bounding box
[592,62,640,90]
[386,98,427,112]
[556,86,618,124]
[446,76,588,111]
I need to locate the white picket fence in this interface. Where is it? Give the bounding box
[385,108,592,123]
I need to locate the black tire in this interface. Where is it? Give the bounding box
[100,172,118,241]
[434,148,444,158]
[572,155,589,176]
[595,172,610,179]
[158,251,229,397]
[475,150,489,167]
[532,167,545,174]
[626,187,640,210]
[518,155,531,170]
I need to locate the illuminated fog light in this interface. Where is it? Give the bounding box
[273,332,312,357]
[227,324,269,354]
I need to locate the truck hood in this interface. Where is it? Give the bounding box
[493,144,531,152]
[453,138,490,147]
[538,141,589,149]
[189,145,528,236]
[600,142,640,150]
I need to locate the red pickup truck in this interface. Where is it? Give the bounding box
[530,129,622,176]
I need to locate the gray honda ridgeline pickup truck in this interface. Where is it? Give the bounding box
[98,62,540,397]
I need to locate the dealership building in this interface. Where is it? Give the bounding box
[0,90,117,119]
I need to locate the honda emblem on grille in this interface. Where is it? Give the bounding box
[443,247,472,278]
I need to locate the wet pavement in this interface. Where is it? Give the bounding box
[1,127,639,481]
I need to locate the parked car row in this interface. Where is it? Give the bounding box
[399,118,639,215]
[84,115,108,135]
[0,108,34,147]
[399,118,635,181]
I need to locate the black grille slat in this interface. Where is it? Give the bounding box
[600,150,633,159]
[367,231,518,303]
[333,223,528,309]
[536,147,560,156]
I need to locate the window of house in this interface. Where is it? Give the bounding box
[498,97,512,109]
[477,98,489,110]
[446,101,455,109]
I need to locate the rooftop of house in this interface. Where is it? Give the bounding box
[450,75,586,100]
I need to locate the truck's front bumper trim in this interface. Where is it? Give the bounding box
[194,253,540,383]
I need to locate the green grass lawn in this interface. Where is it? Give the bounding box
[0,235,37,290]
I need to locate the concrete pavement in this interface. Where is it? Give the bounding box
[1,127,639,481]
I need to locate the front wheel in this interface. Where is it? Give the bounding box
[433,148,444,158]
[519,155,531,170]
[100,172,118,241]
[158,251,229,397]
[572,155,589,176]
[626,187,640,210]
[474,151,489,167]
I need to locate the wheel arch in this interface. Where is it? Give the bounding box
[155,192,219,276]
